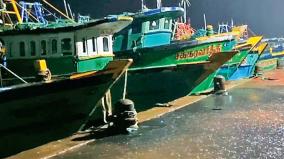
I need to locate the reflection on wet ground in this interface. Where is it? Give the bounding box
[54,84,284,159]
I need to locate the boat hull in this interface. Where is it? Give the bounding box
[256,58,278,73]
[217,49,250,80]
[111,52,237,112]
[229,53,260,80]
[0,60,131,158]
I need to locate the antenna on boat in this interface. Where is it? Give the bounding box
[179,0,191,23]
[157,0,162,9]
[67,3,74,20]
[231,18,234,28]
[203,13,207,30]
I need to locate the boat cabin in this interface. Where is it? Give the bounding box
[113,7,184,52]
[0,19,119,78]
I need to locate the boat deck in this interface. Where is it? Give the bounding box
[8,69,284,159]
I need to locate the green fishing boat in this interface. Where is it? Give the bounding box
[0,2,134,157]
[0,1,133,82]
[111,6,238,111]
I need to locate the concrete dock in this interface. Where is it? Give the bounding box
[9,69,284,159]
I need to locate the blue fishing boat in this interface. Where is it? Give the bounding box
[215,25,263,80]
[229,42,268,80]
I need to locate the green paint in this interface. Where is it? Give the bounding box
[6,56,113,78]
[77,57,113,73]
[116,40,236,71]
[256,58,278,73]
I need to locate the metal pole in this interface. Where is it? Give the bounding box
[10,0,22,23]
[0,64,28,83]
[203,13,207,30]
[42,0,75,23]
[67,3,74,20]
[122,69,128,100]
[63,0,69,18]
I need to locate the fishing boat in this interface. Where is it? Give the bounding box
[0,59,132,158]
[0,1,134,157]
[216,35,263,80]
[229,42,268,80]
[111,4,238,111]
[256,38,284,73]
[0,0,133,83]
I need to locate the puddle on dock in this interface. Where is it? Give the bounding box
[53,83,284,159]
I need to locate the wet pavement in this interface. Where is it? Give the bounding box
[53,71,284,159]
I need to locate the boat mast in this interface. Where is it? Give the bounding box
[10,0,21,23]
[0,0,22,25]
[179,0,190,23]
[63,0,69,17]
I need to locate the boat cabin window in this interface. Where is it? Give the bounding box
[19,42,25,57]
[132,23,142,34]
[61,38,72,55]
[92,37,97,52]
[51,39,57,54]
[164,18,171,29]
[30,41,36,56]
[41,40,47,55]
[149,19,160,30]
[103,37,109,52]
[82,38,86,53]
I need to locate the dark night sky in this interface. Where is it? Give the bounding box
[30,0,284,37]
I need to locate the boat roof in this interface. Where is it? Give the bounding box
[120,7,184,22]
[0,16,133,36]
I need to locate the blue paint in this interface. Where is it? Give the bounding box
[229,54,259,80]
[143,31,172,47]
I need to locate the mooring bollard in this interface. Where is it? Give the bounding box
[113,99,138,133]
[34,59,51,81]
[214,75,227,95]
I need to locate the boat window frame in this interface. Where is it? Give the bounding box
[41,40,47,56]
[131,22,142,34]
[103,37,109,52]
[51,39,58,54]
[19,41,25,57]
[149,19,160,31]
[30,41,36,56]
[164,18,171,30]
[82,38,87,53]
[92,37,97,53]
[61,38,73,56]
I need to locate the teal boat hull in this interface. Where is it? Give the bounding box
[229,53,260,80]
